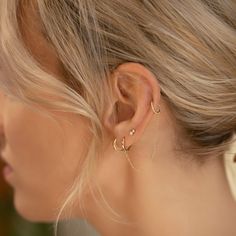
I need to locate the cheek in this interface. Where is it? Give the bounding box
[4,103,91,221]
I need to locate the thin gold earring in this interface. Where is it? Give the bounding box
[113,137,130,152]
[113,138,124,151]
[113,137,141,172]
[151,101,160,114]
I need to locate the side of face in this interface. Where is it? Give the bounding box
[0,90,92,221]
[0,0,162,224]
[0,2,93,222]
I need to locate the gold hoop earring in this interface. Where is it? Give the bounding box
[113,137,130,152]
[113,138,124,151]
[113,137,140,172]
[151,101,160,114]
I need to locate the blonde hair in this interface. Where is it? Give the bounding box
[0,0,236,232]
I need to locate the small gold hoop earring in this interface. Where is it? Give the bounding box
[113,138,124,151]
[151,101,160,114]
[113,137,130,152]
[113,137,140,172]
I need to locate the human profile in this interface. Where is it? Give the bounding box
[0,1,236,235]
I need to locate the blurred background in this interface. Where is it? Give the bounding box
[0,159,99,236]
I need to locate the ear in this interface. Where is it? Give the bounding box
[103,63,161,148]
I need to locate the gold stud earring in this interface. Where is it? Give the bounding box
[151,101,160,114]
[129,128,136,136]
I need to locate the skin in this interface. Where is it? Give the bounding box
[1,2,236,236]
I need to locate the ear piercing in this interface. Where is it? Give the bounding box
[129,128,136,136]
[113,100,160,152]
[151,101,160,114]
[113,137,130,152]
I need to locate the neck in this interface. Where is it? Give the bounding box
[79,101,236,235]
[85,154,236,236]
